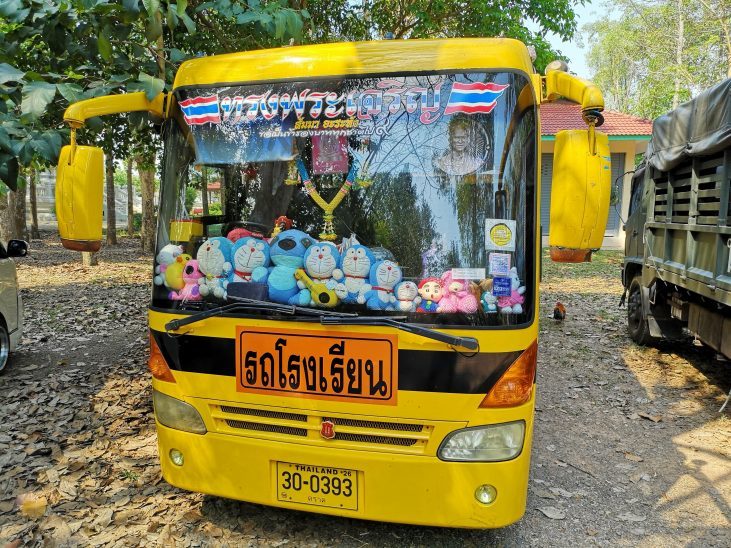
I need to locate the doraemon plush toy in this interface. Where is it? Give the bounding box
[196,237,233,299]
[154,243,184,286]
[333,244,375,303]
[497,267,526,314]
[230,237,270,283]
[358,260,403,310]
[393,281,421,312]
[252,229,314,305]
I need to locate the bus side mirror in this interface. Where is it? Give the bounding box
[548,129,611,262]
[55,145,104,252]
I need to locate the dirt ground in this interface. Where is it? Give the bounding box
[0,235,729,547]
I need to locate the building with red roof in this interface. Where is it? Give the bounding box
[540,100,653,248]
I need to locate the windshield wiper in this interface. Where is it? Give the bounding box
[320,316,479,351]
[164,296,357,332]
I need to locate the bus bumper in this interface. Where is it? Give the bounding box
[156,421,532,529]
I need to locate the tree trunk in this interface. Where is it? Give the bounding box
[10,176,27,241]
[82,252,98,266]
[672,0,684,109]
[137,156,156,253]
[29,167,40,239]
[0,193,12,244]
[105,148,117,245]
[127,159,134,236]
[201,167,209,215]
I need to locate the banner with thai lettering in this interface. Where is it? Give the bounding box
[176,73,512,167]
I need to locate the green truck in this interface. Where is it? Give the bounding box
[623,78,731,358]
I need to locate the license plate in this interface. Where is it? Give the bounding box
[276,462,358,510]
[235,327,398,404]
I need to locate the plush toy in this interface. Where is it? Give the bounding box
[154,244,184,286]
[299,242,341,307]
[163,253,192,291]
[227,227,265,244]
[169,259,204,301]
[416,277,444,313]
[196,237,233,299]
[230,237,270,283]
[333,244,375,303]
[438,270,479,313]
[478,279,498,313]
[393,281,421,312]
[497,267,526,314]
[252,229,314,305]
[358,260,402,310]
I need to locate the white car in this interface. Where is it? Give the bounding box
[0,239,27,372]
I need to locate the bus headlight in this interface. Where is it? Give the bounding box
[438,421,525,462]
[153,389,207,434]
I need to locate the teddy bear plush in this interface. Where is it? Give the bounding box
[230,237,270,283]
[162,253,192,291]
[154,243,184,286]
[393,281,422,312]
[252,229,314,305]
[438,270,479,313]
[196,237,233,299]
[358,260,403,310]
[333,244,375,304]
[497,267,526,314]
[169,259,204,301]
[416,277,444,313]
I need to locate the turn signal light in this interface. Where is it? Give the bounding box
[148,333,176,383]
[479,341,537,408]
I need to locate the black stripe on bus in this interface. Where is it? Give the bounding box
[152,331,521,395]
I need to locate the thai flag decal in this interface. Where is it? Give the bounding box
[444,82,510,115]
[179,95,221,125]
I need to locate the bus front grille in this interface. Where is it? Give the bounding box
[210,404,434,454]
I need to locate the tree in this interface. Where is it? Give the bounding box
[585,0,730,119]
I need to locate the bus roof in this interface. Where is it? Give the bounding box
[172,38,535,90]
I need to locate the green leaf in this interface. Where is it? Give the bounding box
[137,72,165,100]
[145,14,163,41]
[166,4,178,30]
[180,12,196,33]
[30,137,54,162]
[0,127,11,152]
[168,48,186,63]
[122,0,140,14]
[56,83,85,103]
[176,0,187,16]
[98,27,113,62]
[142,0,161,16]
[0,153,19,191]
[0,63,25,85]
[20,81,57,119]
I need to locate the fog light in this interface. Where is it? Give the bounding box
[169,449,184,466]
[475,484,497,504]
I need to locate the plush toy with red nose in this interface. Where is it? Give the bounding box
[358,260,402,310]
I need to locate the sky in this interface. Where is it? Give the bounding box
[529,1,606,79]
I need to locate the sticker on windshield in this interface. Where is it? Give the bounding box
[492,277,512,297]
[451,268,485,280]
[485,219,516,251]
[488,253,511,277]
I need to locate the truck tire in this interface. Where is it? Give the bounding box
[627,276,654,345]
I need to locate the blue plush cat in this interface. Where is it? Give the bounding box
[252,229,314,305]
[358,260,403,310]
[333,244,375,304]
[230,237,270,283]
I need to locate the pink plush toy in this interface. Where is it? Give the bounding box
[169,259,204,301]
[438,270,479,313]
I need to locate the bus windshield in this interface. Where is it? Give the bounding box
[153,71,536,327]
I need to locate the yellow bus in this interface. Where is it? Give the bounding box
[55,38,610,528]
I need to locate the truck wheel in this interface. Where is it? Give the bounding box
[627,276,654,345]
[0,324,8,373]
